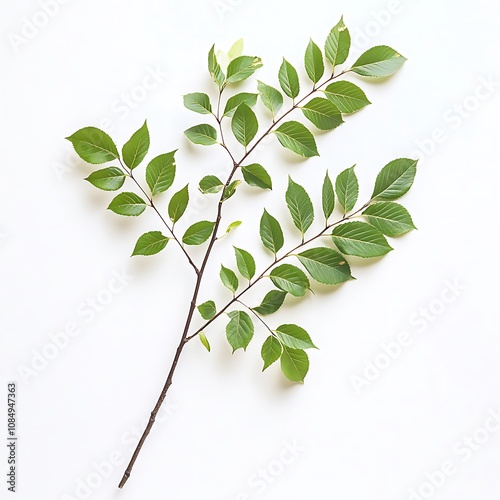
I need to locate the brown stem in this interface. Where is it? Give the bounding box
[118,69,350,488]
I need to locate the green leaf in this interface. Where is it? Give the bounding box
[231,103,258,147]
[304,39,324,84]
[297,247,352,285]
[226,220,242,234]
[182,221,215,245]
[276,324,317,350]
[85,167,125,191]
[146,151,176,196]
[199,175,223,194]
[322,170,335,219]
[261,336,282,371]
[107,192,147,216]
[184,124,218,146]
[325,16,351,67]
[331,221,393,258]
[168,184,189,223]
[301,97,343,131]
[336,166,359,213]
[260,209,284,255]
[286,177,314,235]
[199,332,211,352]
[227,39,244,60]
[226,56,263,83]
[252,290,287,316]
[66,127,119,164]
[223,92,258,117]
[220,265,239,293]
[280,347,309,382]
[226,310,254,352]
[241,164,272,190]
[371,158,418,201]
[198,300,217,320]
[132,231,169,256]
[208,45,225,88]
[274,121,318,158]
[278,59,300,99]
[270,264,309,297]
[350,45,407,77]
[362,202,416,237]
[323,81,371,114]
[183,93,212,114]
[257,81,283,118]
[122,121,150,170]
[234,247,256,280]
[222,180,241,201]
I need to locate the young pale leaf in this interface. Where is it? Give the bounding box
[363,202,416,237]
[260,209,284,255]
[85,167,125,191]
[108,192,147,216]
[146,151,176,196]
[270,264,309,297]
[276,324,317,350]
[286,177,314,235]
[301,97,343,131]
[199,175,223,194]
[371,158,417,201]
[226,310,254,352]
[234,247,256,280]
[350,45,407,77]
[325,16,351,67]
[122,121,150,170]
[278,59,300,99]
[184,124,218,146]
[66,127,119,164]
[257,81,283,117]
[199,332,211,352]
[183,93,212,114]
[220,265,239,293]
[336,166,359,213]
[168,184,189,222]
[304,39,324,84]
[226,56,263,83]
[322,171,335,219]
[297,247,352,285]
[132,231,169,256]
[222,180,241,201]
[198,300,217,320]
[274,121,319,158]
[241,164,272,190]
[182,221,216,245]
[280,347,309,382]
[231,103,258,147]
[223,92,258,117]
[208,45,225,88]
[227,39,244,60]
[323,81,371,113]
[252,290,287,316]
[261,336,282,371]
[332,221,393,258]
[226,220,242,234]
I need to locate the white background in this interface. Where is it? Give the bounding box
[2,0,500,499]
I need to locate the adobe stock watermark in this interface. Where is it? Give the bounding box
[232,439,306,499]
[53,64,169,180]
[405,407,500,500]
[410,75,500,164]
[350,278,466,394]
[61,400,179,500]
[212,0,246,20]
[17,268,133,384]
[7,0,73,53]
